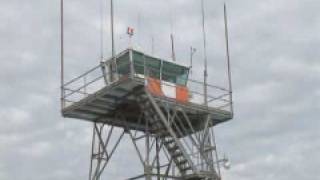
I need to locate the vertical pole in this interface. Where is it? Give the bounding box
[84,76,87,96]
[171,34,176,61]
[110,0,119,81]
[60,0,65,110]
[156,138,161,180]
[145,121,151,180]
[110,0,115,58]
[190,47,196,76]
[211,128,221,179]
[190,47,193,69]
[201,0,208,107]
[137,13,142,47]
[129,49,134,78]
[151,36,154,55]
[224,3,234,116]
[89,123,96,180]
[200,1,212,172]
[100,0,109,85]
[170,1,176,62]
[99,0,104,61]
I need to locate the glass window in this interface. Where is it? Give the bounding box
[162,61,189,86]
[116,51,130,75]
[132,50,189,86]
[145,56,161,79]
[133,51,161,79]
[133,51,144,75]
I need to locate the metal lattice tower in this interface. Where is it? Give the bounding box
[60,1,233,180]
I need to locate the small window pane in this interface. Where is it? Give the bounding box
[116,52,130,75]
[162,61,189,86]
[133,51,144,75]
[145,56,161,79]
[133,51,161,79]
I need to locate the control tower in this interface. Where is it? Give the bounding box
[60,1,233,180]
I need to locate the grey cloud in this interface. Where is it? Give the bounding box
[1,0,319,179]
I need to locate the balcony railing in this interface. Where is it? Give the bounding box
[62,49,232,113]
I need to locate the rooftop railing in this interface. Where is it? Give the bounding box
[62,50,232,113]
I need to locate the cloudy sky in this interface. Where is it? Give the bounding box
[1,0,319,179]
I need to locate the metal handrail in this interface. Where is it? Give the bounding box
[62,61,232,112]
[188,79,229,92]
[64,74,104,98]
[63,64,101,87]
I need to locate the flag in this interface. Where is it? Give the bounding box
[127,27,134,36]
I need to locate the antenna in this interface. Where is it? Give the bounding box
[99,0,104,61]
[60,0,64,110]
[109,0,118,81]
[151,36,155,55]
[137,12,142,48]
[110,0,115,58]
[170,2,176,62]
[171,34,176,61]
[201,0,208,106]
[224,3,234,116]
[190,46,196,76]
[100,0,109,84]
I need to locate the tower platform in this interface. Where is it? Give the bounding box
[62,49,233,136]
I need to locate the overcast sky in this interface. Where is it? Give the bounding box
[1,0,320,179]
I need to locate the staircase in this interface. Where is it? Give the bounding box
[136,89,196,176]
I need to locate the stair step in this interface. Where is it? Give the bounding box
[164,139,175,145]
[181,166,192,172]
[177,159,188,165]
[139,100,151,106]
[135,90,146,96]
[172,151,183,158]
[159,133,170,138]
[155,134,170,138]
[167,145,179,152]
[153,127,165,133]
[142,106,152,112]
[152,114,159,119]
[156,128,168,133]
[150,120,162,126]
[144,101,151,107]
[136,93,195,175]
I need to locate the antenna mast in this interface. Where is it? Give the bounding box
[151,36,155,55]
[170,2,176,62]
[190,46,196,76]
[99,0,104,61]
[171,34,176,61]
[110,0,115,57]
[201,0,208,106]
[224,3,234,116]
[60,0,64,110]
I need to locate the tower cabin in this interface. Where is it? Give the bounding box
[62,48,232,137]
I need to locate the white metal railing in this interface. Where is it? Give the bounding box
[62,59,232,113]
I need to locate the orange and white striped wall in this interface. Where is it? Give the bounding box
[146,78,189,103]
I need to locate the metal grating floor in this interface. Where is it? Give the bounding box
[62,78,232,132]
